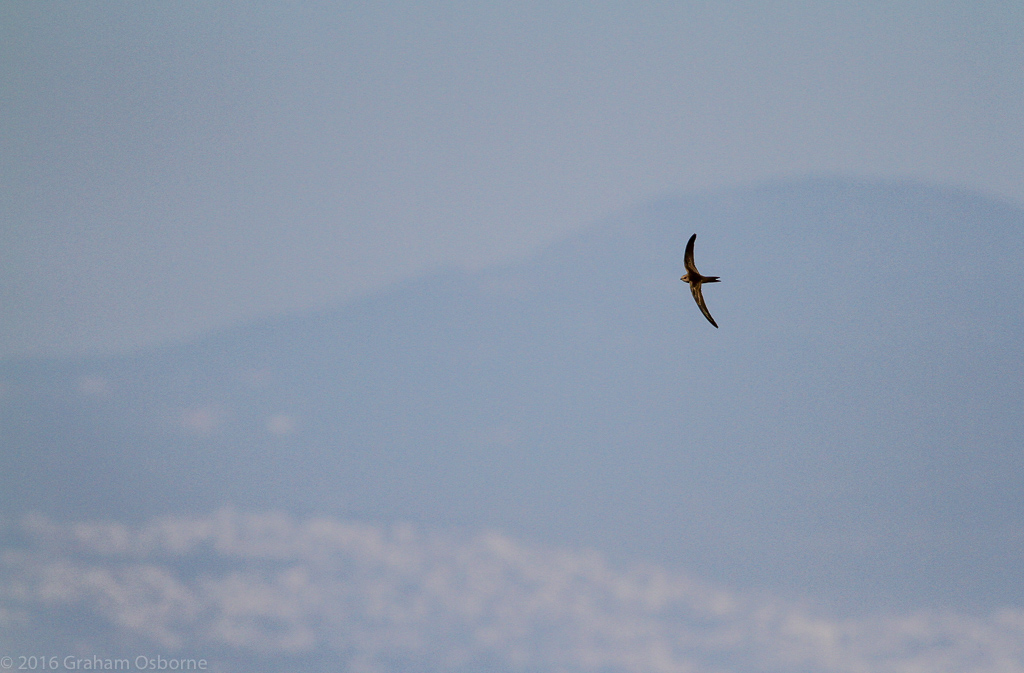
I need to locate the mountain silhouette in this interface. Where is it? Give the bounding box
[3,178,1022,614]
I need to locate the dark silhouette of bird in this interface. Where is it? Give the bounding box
[680,233,720,328]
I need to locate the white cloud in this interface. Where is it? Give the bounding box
[2,509,1023,672]
[77,375,110,397]
[179,406,224,435]
[265,413,296,436]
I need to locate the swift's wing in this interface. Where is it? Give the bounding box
[690,283,719,328]
[683,233,700,276]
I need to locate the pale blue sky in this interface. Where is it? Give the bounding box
[2,1,1022,357]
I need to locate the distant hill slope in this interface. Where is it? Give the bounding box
[2,178,1022,614]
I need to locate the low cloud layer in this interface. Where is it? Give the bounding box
[2,510,1023,673]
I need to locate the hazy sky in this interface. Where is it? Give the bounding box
[2,1,1022,358]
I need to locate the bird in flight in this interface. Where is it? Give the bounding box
[680,233,720,328]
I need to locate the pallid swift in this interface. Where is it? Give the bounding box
[680,233,720,328]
